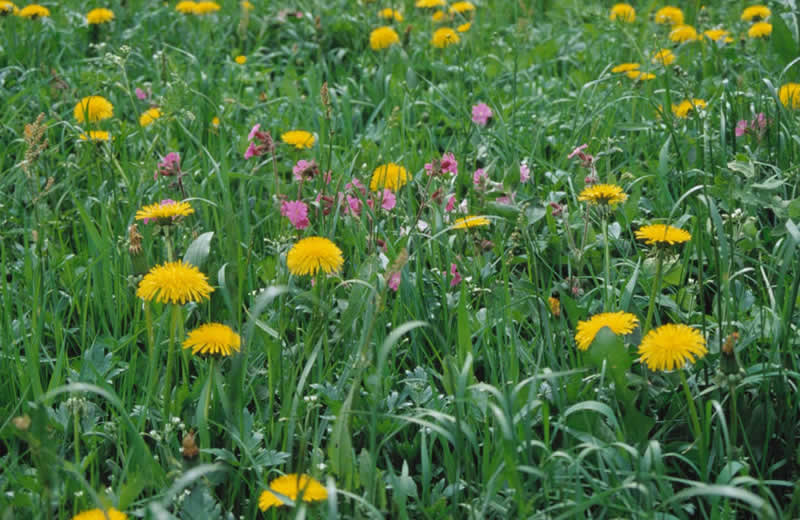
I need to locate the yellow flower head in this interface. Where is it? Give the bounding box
[74,96,114,123]
[575,311,639,351]
[703,29,733,43]
[627,70,656,81]
[741,5,770,22]
[212,116,220,127]
[235,55,247,64]
[654,6,683,25]
[415,0,444,7]
[451,215,490,229]
[638,323,707,371]
[748,21,772,38]
[79,130,111,141]
[669,24,698,43]
[72,508,128,520]
[139,108,162,127]
[17,3,49,18]
[779,83,800,109]
[578,184,628,207]
[183,323,241,356]
[457,22,471,32]
[87,7,114,24]
[671,98,706,118]
[431,10,446,22]
[286,237,344,276]
[137,260,214,304]
[369,26,400,50]
[609,3,635,22]
[652,48,675,66]
[175,1,197,13]
[432,27,460,47]
[258,474,328,511]
[449,1,475,14]
[241,0,254,10]
[611,62,640,73]
[0,1,18,15]
[635,224,692,245]
[370,163,408,191]
[193,1,221,14]
[378,8,403,22]
[135,200,194,223]
[281,130,315,149]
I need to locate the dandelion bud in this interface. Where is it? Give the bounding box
[182,430,199,459]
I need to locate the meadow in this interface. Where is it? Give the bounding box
[1,0,800,518]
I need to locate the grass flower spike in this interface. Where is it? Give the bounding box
[183,323,241,356]
[287,237,344,276]
[575,312,639,351]
[638,324,707,371]
[137,260,214,304]
[258,474,328,511]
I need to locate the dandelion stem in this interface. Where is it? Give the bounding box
[163,304,182,419]
[643,251,663,333]
[680,370,706,476]
[602,215,612,310]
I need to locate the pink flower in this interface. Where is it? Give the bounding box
[735,120,749,137]
[292,159,319,181]
[248,124,261,141]
[471,102,492,126]
[497,192,515,205]
[753,112,767,129]
[548,201,564,216]
[380,189,396,211]
[520,163,530,183]
[280,200,310,229]
[244,141,259,159]
[346,194,362,216]
[155,152,181,180]
[387,271,401,291]
[135,88,147,100]
[441,153,458,175]
[445,195,456,212]
[473,168,488,188]
[450,263,462,287]
[568,144,588,159]
[345,178,367,196]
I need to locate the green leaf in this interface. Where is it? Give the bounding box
[772,14,799,69]
[183,231,214,269]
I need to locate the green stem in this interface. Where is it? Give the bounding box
[145,304,157,405]
[643,251,663,333]
[204,358,215,426]
[73,404,80,467]
[602,215,611,311]
[163,304,182,420]
[680,370,706,476]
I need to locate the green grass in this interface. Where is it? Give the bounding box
[2,0,800,518]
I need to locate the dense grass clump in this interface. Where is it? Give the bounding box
[2,1,800,518]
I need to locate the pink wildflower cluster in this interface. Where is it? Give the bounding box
[280,200,310,229]
[568,144,598,184]
[472,102,492,126]
[154,152,187,197]
[449,263,462,287]
[735,113,767,139]
[244,124,274,159]
[425,152,458,176]
[316,178,396,218]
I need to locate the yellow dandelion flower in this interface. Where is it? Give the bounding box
[135,200,194,222]
[0,1,18,15]
[258,474,328,511]
[79,130,111,141]
[609,3,635,22]
[72,508,128,520]
[703,28,733,43]
[175,1,197,14]
[669,24,698,43]
[748,21,772,38]
[449,1,474,14]
[451,215,490,229]
[638,323,707,371]
[627,70,656,81]
[671,98,706,118]
[235,55,247,64]
[779,83,800,109]
[370,163,408,191]
[611,63,640,73]
[575,311,639,351]
[17,3,49,18]
[378,8,403,22]
[286,237,344,276]
[635,224,692,245]
[281,130,315,149]
[741,5,770,22]
[432,27,460,47]
[87,7,114,24]
[183,323,241,356]
[652,48,675,66]
[578,184,628,206]
[241,0,253,10]
[139,108,162,127]
[654,6,683,25]
[431,10,446,22]
[212,116,220,127]
[369,26,400,50]
[415,0,444,7]
[457,22,471,32]
[137,260,214,304]
[74,96,114,123]
[193,1,221,14]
